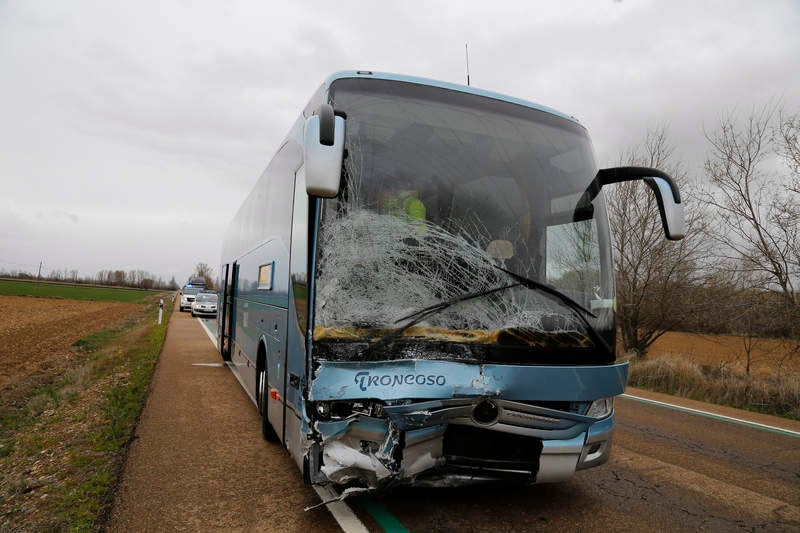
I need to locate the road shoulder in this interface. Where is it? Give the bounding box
[107,308,338,531]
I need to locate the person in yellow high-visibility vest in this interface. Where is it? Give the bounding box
[381,189,427,227]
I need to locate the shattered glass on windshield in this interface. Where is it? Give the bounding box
[312,79,614,361]
[316,207,583,337]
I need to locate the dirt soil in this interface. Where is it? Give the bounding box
[648,330,800,377]
[0,295,143,402]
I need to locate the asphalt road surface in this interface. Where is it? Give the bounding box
[362,393,800,532]
[108,308,800,532]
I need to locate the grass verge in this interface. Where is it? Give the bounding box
[0,296,172,531]
[628,358,800,420]
[0,279,156,303]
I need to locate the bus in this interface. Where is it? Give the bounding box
[217,71,684,489]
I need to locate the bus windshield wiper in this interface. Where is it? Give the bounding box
[357,282,521,360]
[489,264,596,319]
[488,264,613,358]
[358,265,612,360]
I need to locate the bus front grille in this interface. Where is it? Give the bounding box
[442,424,542,475]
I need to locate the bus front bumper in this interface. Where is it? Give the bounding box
[311,399,615,488]
[307,360,624,488]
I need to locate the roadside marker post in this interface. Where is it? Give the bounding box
[158,299,164,324]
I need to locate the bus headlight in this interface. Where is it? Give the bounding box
[587,397,614,419]
[313,400,387,421]
[315,401,331,420]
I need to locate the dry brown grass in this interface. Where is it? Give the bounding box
[628,331,800,419]
[648,331,800,379]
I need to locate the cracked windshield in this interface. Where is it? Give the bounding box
[314,79,614,363]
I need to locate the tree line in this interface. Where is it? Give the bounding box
[0,267,179,291]
[1,262,218,292]
[609,104,799,365]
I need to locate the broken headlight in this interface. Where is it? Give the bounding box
[586,397,614,419]
[312,400,387,420]
[315,401,331,419]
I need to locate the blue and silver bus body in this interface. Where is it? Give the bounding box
[310,360,625,485]
[217,71,668,488]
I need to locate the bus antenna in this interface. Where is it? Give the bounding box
[465,43,471,86]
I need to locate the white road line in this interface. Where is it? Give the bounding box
[196,317,219,349]
[194,317,368,532]
[621,393,800,438]
[312,485,370,533]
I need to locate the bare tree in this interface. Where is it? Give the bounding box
[194,262,215,290]
[112,270,126,286]
[700,105,800,380]
[776,111,800,193]
[702,104,799,307]
[725,273,785,376]
[607,125,709,358]
[775,111,800,292]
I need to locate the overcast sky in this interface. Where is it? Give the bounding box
[1,0,798,284]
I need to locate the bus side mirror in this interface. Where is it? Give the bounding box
[597,167,686,240]
[304,103,346,198]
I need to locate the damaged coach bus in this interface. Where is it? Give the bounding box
[217,71,685,489]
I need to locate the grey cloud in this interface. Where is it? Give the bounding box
[0,208,34,240]
[1,0,798,282]
[55,211,80,223]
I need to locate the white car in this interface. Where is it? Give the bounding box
[191,292,218,318]
[179,288,199,312]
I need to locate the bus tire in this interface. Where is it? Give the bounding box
[221,346,231,362]
[302,455,313,485]
[262,402,279,443]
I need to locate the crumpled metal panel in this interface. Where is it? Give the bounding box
[308,359,626,488]
[315,415,398,486]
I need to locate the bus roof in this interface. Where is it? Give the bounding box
[324,71,581,126]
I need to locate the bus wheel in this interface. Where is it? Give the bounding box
[220,346,231,362]
[261,399,279,443]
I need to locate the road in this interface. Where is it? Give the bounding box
[107,306,339,532]
[108,309,800,532]
[361,392,800,532]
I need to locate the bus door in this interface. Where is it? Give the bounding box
[220,262,238,361]
[218,263,229,356]
[284,165,311,460]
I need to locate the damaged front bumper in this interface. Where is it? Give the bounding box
[305,360,626,488]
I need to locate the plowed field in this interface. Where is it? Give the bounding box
[0,295,144,402]
[649,330,800,377]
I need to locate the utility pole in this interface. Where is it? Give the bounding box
[465,43,471,86]
[38,261,42,279]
